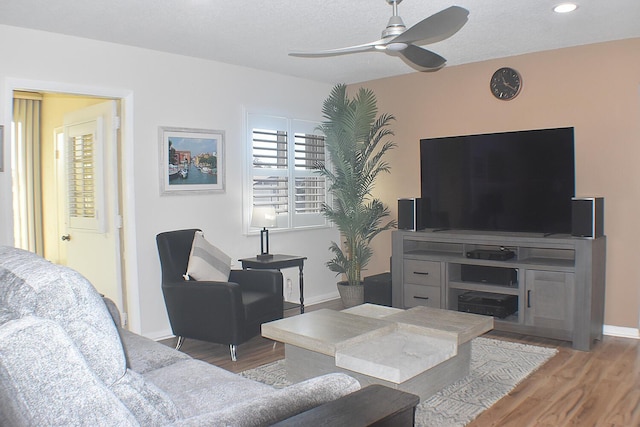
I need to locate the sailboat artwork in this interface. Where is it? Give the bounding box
[159,127,225,194]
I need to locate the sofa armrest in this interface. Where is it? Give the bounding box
[167,372,360,427]
[102,297,122,327]
[0,317,137,426]
[272,384,420,427]
[229,269,283,295]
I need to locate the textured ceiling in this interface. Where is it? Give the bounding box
[1,0,639,84]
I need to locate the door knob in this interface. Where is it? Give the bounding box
[61,234,71,241]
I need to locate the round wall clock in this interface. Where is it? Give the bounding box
[490,67,522,100]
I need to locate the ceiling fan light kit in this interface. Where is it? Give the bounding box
[289,0,469,71]
[553,3,578,13]
[386,42,408,52]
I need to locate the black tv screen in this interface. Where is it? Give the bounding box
[420,127,575,234]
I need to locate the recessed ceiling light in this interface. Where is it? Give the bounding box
[553,3,578,13]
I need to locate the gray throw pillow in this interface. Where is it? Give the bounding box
[185,231,232,281]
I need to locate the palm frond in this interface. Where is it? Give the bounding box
[316,84,396,286]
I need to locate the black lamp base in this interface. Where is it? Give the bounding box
[257,227,273,261]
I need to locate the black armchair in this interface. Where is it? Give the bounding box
[156,229,284,361]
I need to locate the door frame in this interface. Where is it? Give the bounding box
[3,78,141,333]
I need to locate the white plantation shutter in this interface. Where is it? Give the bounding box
[252,128,289,216]
[248,114,327,231]
[66,118,106,232]
[69,133,96,219]
[293,130,325,223]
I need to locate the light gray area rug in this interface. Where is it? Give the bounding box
[240,337,557,426]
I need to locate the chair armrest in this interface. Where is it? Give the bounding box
[228,269,283,295]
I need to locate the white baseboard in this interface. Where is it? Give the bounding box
[603,324,640,339]
[148,323,639,343]
[288,291,340,307]
[146,329,174,341]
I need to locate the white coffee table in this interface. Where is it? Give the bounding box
[262,304,493,400]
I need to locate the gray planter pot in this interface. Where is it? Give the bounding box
[337,281,364,308]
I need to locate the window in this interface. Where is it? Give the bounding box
[247,114,327,231]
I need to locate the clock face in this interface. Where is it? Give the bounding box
[490,67,522,100]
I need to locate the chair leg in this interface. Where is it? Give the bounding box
[230,344,237,361]
[175,336,185,351]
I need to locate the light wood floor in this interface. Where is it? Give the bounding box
[160,300,640,426]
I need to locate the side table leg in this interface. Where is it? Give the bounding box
[298,264,305,314]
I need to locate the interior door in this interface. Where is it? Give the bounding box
[59,100,123,309]
[524,270,575,333]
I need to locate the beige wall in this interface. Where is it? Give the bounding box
[353,38,640,329]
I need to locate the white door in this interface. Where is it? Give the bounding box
[59,101,123,310]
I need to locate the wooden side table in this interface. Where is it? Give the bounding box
[239,254,307,314]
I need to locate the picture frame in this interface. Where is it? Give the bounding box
[159,126,225,195]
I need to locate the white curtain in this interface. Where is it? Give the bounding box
[12,92,43,255]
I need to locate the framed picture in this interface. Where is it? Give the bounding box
[0,125,3,172]
[159,126,225,195]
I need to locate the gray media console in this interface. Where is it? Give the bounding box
[391,229,606,351]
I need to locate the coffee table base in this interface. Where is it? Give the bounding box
[285,341,471,401]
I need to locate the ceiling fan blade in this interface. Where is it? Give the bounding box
[392,6,469,45]
[399,44,446,69]
[289,39,386,57]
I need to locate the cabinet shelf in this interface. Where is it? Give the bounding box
[407,253,575,271]
[495,314,520,324]
[518,257,574,270]
[448,281,520,295]
[405,252,575,271]
[454,311,520,324]
[404,250,460,259]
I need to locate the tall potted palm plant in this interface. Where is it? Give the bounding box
[315,84,397,307]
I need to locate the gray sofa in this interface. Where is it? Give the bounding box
[0,246,360,426]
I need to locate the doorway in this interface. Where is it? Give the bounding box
[10,86,132,326]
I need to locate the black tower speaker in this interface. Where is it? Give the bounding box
[363,272,392,307]
[398,198,426,230]
[571,197,604,238]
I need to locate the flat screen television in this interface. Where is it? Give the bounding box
[420,127,575,234]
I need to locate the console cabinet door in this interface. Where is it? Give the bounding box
[525,270,575,332]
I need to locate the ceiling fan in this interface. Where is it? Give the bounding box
[289,0,469,70]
